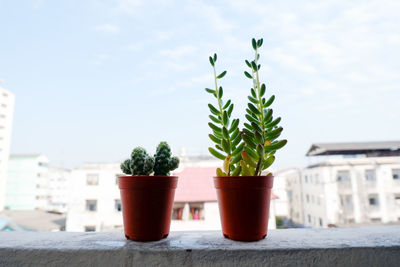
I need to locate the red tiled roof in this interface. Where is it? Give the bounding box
[173,167,217,202]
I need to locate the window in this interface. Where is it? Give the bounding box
[114,199,122,212]
[86,200,97,211]
[38,162,48,167]
[304,175,308,183]
[306,194,310,203]
[392,169,400,180]
[115,175,119,185]
[172,203,185,220]
[319,218,323,226]
[368,195,379,206]
[317,196,321,205]
[311,195,315,203]
[84,226,96,232]
[86,174,99,185]
[337,171,350,182]
[189,202,204,220]
[365,169,376,181]
[307,214,311,223]
[394,194,400,207]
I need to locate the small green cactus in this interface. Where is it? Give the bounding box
[120,142,179,176]
[154,142,180,176]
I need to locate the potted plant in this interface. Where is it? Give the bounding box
[205,38,287,241]
[118,142,179,241]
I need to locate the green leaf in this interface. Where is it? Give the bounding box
[205,88,216,94]
[265,117,281,129]
[223,99,231,109]
[244,71,253,79]
[231,166,241,176]
[251,88,257,98]
[242,151,257,168]
[221,139,231,153]
[213,130,223,139]
[242,133,256,149]
[222,126,230,139]
[232,142,244,155]
[217,71,227,79]
[251,61,257,72]
[209,56,214,66]
[213,53,217,62]
[231,136,241,150]
[244,145,259,160]
[230,127,240,140]
[260,84,266,97]
[215,144,223,152]
[265,140,287,152]
[248,96,259,104]
[222,111,228,126]
[265,127,283,138]
[231,153,242,165]
[254,130,263,144]
[242,128,253,138]
[209,115,221,124]
[262,156,275,170]
[245,60,252,68]
[264,95,275,107]
[248,103,261,115]
[244,122,253,130]
[216,168,226,177]
[227,103,234,117]
[218,87,223,98]
[258,64,261,70]
[252,38,257,50]
[208,104,220,115]
[209,134,221,144]
[245,114,258,124]
[251,121,263,133]
[229,119,239,133]
[208,122,222,133]
[240,160,252,176]
[263,109,273,123]
[209,147,225,160]
[259,38,263,47]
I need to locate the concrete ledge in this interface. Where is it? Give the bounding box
[1,226,400,266]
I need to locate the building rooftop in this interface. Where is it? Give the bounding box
[306,141,400,156]
[0,210,65,231]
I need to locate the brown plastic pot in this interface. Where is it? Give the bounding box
[118,175,178,241]
[214,175,274,241]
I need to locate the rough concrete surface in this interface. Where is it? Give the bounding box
[0,226,399,266]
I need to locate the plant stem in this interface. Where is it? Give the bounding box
[254,48,265,176]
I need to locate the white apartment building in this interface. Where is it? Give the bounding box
[0,86,15,211]
[66,163,123,232]
[47,167,71,213]
[284,141,400,228]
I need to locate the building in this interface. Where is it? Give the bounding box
[0,86,15,211]
[47,167,71,213]
[5,154,50,210]
[65,163,123,232]
[285,141,400,228]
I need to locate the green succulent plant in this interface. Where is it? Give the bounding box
[154,142,180,176]
[121,142,179,176]
[206,38,287,176]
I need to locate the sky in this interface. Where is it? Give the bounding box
[0,0,399,170]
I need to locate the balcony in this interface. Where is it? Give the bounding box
[0,226,399,266]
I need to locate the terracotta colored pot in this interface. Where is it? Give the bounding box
[214,175,274,241]
[118,176,178,241]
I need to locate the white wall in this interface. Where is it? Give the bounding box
[0,87,15,211]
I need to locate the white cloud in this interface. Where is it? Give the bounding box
[95,24,120,34]
[160,45,198,58]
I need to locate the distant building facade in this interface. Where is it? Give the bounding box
[0,86,15,211]
[5,155,49,210]
[283,141,400,228]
